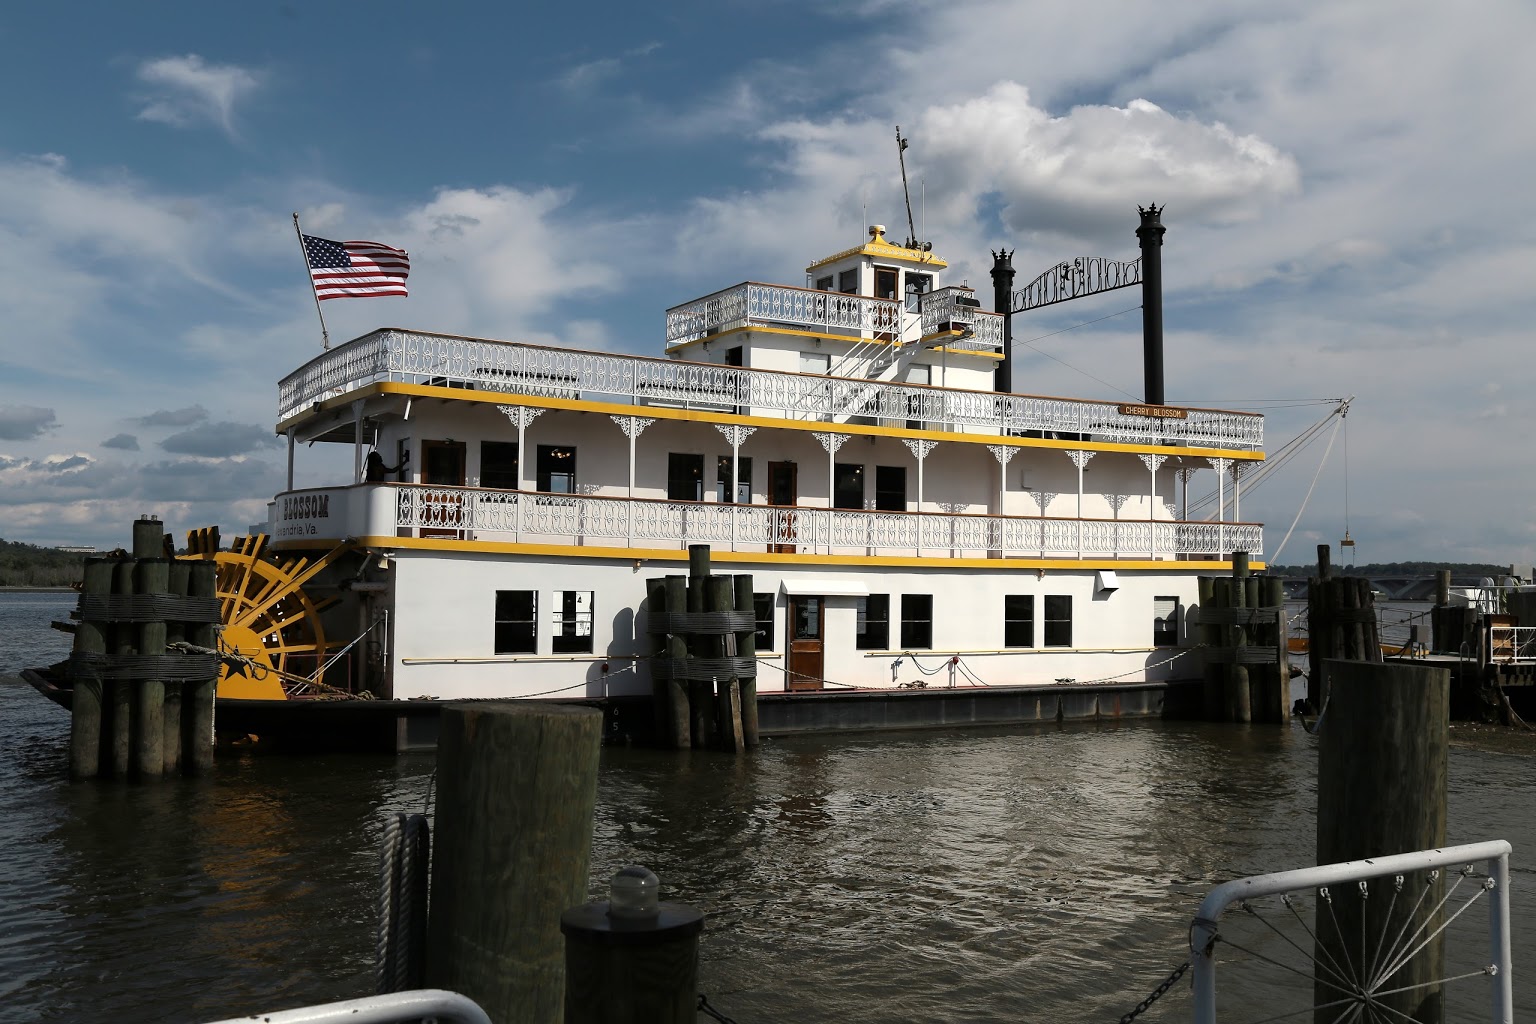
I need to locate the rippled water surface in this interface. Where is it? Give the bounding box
[1,591,1530,1023]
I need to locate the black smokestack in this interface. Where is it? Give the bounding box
[1136,204,1165,405]
[990,249,1015,393]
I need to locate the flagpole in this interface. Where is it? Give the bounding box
[292,212,331,350]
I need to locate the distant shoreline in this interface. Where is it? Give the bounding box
[0,587,73,594]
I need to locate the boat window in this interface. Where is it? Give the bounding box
[900,594,932,649]
[1044,595,1073,647]
[904,273,931,312]
[874,466,906,512]
[1153,596,1180,646]
[668,453,705,502]
[833,463,865,510]
[875,267,898,301]
[838,269,859,294]
[815,275,834,291]
[716,456,752,504]
[856,594,890,650]
[1004,595,1034,647]
[799,352,831,375]
[551,590,594,654]
[536,445,576,494]
[794,597,822,640]
[480,441,519,489]
[753,593,775,651]
[494,590,537,654]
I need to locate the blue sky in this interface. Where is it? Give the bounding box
[2,1,1534,566]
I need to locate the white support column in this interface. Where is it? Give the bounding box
[500,405,544,543]
[1177,466,1196,522]
[715,425,756,552]
[1231,460,1247,523]
[1207,457,1233,559]
[814,432,849,556]
[286,428,296,492]
[612,416,656,547]
[1105,493,1130,559]
[1066,450,1095,559]
[902,439,937,556]
[1139,453,1167,559]
[987,445,1017,516]
[1029,490,1056,558]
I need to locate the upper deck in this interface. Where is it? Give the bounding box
[277,328,1263,451]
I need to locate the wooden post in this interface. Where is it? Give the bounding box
[645,578,670,746]
[1265,576,1288,723]
[708,574,743,753]
[185,560,218,775]
[1434,570,1451,609]
[133,557,169,779]
[1198,575,1221,720]
[1317,543,1332,580]
[662,576,690,750]
[1228,553,1251,723]
[68,557,114,780]
[1315,659,1449,1024]
[163,560,190,774]
[685,546,715,750]
[733,574,759,748]
[425,702,603,1024]
[562,870,704,1024]
[108,558,136,778]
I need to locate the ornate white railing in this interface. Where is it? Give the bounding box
[278,330,1264,450]
[918,287,1003,351]
[665,282,905,345]
[386,485,1262,559]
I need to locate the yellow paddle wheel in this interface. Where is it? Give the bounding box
[181,529,355,700]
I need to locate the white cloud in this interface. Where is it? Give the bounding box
[134,54,261,137]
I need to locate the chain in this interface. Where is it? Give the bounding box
[697,993,740,1024]
[1118,959,1190,1024]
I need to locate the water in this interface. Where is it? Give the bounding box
[1,590,1530,1023]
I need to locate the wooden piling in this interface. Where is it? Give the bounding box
[185,559,218,775]
[1228,553,1252,723]
[1315,659,1449,1024]
[708,574,744,753]
[1198,575,1222,720]
[133,557,169,779]
[562,886,704,1024]
[1264,576,1288,722]
[108,558,136,778]
[425,702,603,1024]
[685,547,715,750]
[162,560,190,774]
[68,557,114,781]
[733,574,759,749]
[661,576,691,750]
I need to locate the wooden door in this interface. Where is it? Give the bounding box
[420,439,467,537]
[787,595,824,691]
[769,461,797,554]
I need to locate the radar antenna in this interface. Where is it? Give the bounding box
[896,126,920,249]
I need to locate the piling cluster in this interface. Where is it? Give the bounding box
[67,516,221,781]
[644,544,759,753]
[1197,551,1291,722]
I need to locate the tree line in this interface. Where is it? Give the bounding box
[0,538,91,588]
[1265,560,1510,577]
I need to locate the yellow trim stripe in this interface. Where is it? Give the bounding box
[280,381,1264,461]
[273,533,1263,572]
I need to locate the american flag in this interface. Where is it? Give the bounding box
[301,234,410,300]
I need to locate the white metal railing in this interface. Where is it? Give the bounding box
[387,484,1262,560]
[1488,625,1536,663]
[665,281,904,345]
[278,330,1264,449]
[1191,841,1513,1024]
[203,989,491,1024]
[918,286,1002,351]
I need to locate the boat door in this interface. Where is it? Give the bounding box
[420,439,467,537]
[786,595,824,690]
[769,461,797,553]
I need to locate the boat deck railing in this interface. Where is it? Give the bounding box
[375,484,1262,560]
[277,329,1264,450]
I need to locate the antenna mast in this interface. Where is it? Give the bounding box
[896,126,918,248]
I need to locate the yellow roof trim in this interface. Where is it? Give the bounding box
[807,230,949,272]
[273,533,1261,572]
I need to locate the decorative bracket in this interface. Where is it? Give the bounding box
[498,406,544,430]
[715,424,757,447]
[609,415,656,439]
[902,439,938,460]
[1067,449,1096,470]
[987,445,1018,467]
[813,431,849,455]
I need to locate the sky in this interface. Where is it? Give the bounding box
[1,1,1533,567]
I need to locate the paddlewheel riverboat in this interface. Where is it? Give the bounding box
[232,219,1264,741]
